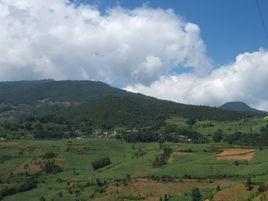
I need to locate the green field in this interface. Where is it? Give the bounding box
[167,116,267,139]
[1,138,268,201]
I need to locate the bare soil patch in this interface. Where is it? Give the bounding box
[66,144,89,154]
[0,141,18,148]
[215,148,255,161]
[254,190,268,201]
[0,141,35,153]
[214,184,256,201]
[13,158,42,174]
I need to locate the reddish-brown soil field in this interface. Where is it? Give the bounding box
[94,178,232,201]
[215,148,255,160]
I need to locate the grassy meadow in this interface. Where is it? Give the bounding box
[1,135,268,201]
[167,116,267,138]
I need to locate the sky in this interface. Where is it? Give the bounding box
[0,0,268,110]
[74,0,268,65]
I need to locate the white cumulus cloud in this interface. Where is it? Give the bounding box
[0,0,211,84]
[126,49,268,111]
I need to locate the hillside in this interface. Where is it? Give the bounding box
[0,80,127,118]
[220,101,267,115]
[0,80,124,104]
[57,94,251,129]
[0,80,250,120]
[0,80,254,132]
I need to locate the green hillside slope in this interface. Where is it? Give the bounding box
[0,80,124,104]
[58,94,251,128]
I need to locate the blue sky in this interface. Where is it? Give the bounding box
[74,0,268,65]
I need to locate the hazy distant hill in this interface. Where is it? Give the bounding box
[220,101,267,115]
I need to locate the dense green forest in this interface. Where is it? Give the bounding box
[0,80,124,104]
[57,95,251,126]
[0,80,267,148]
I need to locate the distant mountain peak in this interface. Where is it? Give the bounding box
[220,101,267,115]
[221,101,251,109]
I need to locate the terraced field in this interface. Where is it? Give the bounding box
[1,139,268,201]
[215,148,255,161]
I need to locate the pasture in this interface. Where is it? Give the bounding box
[1,139,268,201]
[166,117,266,138]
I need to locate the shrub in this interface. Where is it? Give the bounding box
[191,188,201,201]
[153,147,173,167]
[40,197,46,201]
[258,183,267,192]
[245,178,253,191]
[43,152,56,159]
[213,129,223,143]
[18,177,38,192]
[0,187,17,197]
[42,160,63,174]
[186,118,197,126]
[92,157,111,170]
[216,185,221,191]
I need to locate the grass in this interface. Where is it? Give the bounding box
[166,116,267,137]
[1,138,268,201]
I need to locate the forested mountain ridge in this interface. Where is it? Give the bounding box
[220,101,268,115]
[0,80,262,140]
[0,80,254,129]
[0,79,124,104]
[0,80,261,119]
[57,94,251,129]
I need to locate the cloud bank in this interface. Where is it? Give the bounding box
[0,0,268,110]
[0,0,211,84]
[126,50,268,110]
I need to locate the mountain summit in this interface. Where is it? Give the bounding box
[220,101,267,115]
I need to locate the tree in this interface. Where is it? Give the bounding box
[40,197,46,201]
[216,185,221,191]
[153,147,173,167]
[245,178,253,191]
[43,152,56,159]
[213,129,223,143]
[234,161,239,166]
[186,118,196,127]
[92,157,111,170]
[18,177,38,192]
[42,160,63,173]
[163,194,169,201]
[191,188,201,201]
[258,182,267,192]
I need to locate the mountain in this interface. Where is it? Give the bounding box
[0,79,128,119]
[57,94,251,129]
[0,79,124,104]
[220,101,267,115]
[0,80,253,128]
